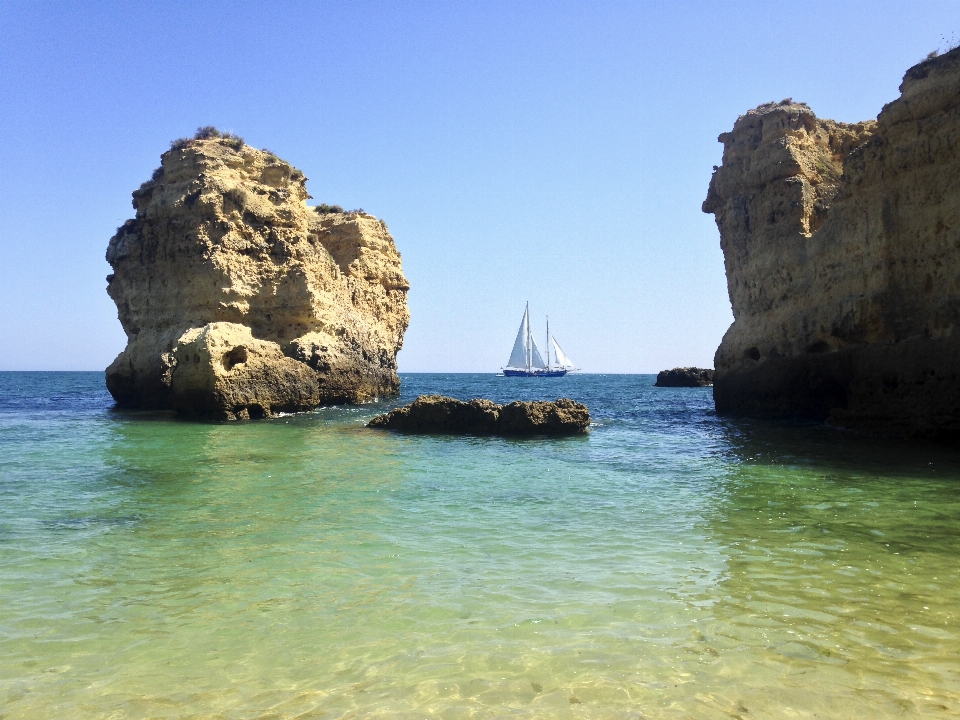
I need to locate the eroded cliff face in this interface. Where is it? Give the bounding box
[704,47,960,438]
[106,137,409,418]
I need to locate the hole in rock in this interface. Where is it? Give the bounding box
[808,341,830,354]
[247,404,267,420]
[744,347,761,361]
[222,346,248,371]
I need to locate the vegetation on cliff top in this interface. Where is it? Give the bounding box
[170,126,245,152]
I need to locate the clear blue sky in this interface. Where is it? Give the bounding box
[1,1,957,372]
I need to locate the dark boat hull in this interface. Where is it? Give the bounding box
[502,368,568,377]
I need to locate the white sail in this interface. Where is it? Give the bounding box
[530,338,547,369]
[551,337,575,368]
[507,311,529,368]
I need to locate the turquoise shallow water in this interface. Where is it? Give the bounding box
[2,372,960,719]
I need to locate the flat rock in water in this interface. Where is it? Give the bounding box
[368,395,590,435]
[655,367,714,387]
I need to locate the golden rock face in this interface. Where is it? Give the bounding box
[704,48,960,438]
[105,139,409,418]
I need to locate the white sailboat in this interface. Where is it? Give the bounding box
[502,302,579,377]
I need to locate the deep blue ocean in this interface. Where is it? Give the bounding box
[2,372,960,718]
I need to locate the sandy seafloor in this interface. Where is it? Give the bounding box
[2,371,959,718]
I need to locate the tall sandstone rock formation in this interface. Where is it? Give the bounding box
[704,47,960,439]
[106,135,409,419]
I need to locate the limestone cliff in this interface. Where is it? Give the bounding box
[106,132,409,418]
[704,47,960,439]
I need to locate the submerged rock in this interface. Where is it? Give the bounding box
[655,367,714,387]
[105,129,409,419]
[703,48,960,439]
[368,395,590,435]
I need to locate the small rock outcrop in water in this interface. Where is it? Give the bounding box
[368,395,591,435]
[655,367,714,387]
[703,48,960,439]
[105,129,409,419]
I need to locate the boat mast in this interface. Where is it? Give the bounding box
[546,316,550,370]
[525,302,531,372]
